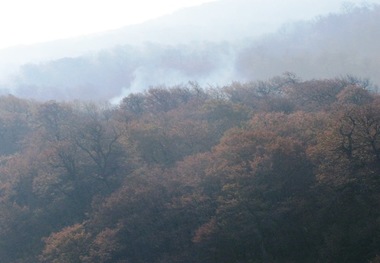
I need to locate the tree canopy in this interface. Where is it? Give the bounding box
[0,75,379,262]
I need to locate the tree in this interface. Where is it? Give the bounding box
[193,124,316,262]
[39,224,89,263]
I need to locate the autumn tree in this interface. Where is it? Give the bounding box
[39,224,89,263]
[0,95,34,154]
[192,122,316,262]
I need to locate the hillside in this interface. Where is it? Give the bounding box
[0,0,346,68]
[2,3,380,101]
[237,3,380,82]
[0,75,379,262]
[0,1,379,262]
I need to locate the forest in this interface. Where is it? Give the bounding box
[0,73,379,262]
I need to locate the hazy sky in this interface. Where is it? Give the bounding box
[0,0,216,49]
[1,0,380,50]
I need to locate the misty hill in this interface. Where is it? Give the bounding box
[5,42,239,101]
[0,0,345,67]
[237,3,380,83]
[2,1,380,101]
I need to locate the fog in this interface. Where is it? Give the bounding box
[1,2,380,262]
[0,0,379,101]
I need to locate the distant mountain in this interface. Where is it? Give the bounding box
[5,42,240,101]
[236,3,380,83]
[1,0,380,101]
[0,0,348,68]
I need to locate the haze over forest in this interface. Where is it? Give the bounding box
[0,0,379,101]
[0,1,380,263]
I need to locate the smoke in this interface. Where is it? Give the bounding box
[3,0,380,103]
[109,42,245,104]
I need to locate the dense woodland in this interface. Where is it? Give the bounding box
[0,73,378,262]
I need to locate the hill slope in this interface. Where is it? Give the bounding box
[2,3,379,101]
